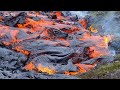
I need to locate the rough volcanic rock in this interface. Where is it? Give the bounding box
[109,39,120,54]
[0,69,78,79]
[0,48,27,69]
[3,12,27,27]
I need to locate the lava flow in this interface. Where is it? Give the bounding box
[0,11,113,76]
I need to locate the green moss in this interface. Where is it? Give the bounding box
[94,62,120,75]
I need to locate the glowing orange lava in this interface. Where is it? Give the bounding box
[65,63,96,76]
[15,46,30,55]
[25,61,35,71]
[89,46,104,58]
[103,35,111,48]
[2,41,10,46]
[17,18,54,31]
[37,64,56,75]
[55,11,63,20]
[88,25,98,33]
[0,16,3,21]
[78,19,87,29]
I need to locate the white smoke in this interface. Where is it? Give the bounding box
[64,11,120,36]
[110,49,116,56]
[69,11,88,18]
[100,11,120,37]
[62,11,89,18]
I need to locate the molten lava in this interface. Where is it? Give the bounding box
[15,46,30,55]
[55,11,63,20]
[25,62,56,74]
[78,19,87,29]
[0,11,112,76]
[89,46,104,58]
[0,16,3,21]
[25,61,35,71]
[103,35,111,48]
[37,64,56,75]
[65,63,96,76]
[88,25,98,33]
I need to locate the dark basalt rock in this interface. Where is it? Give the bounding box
[81,58,99,64]
[48,28,68,39]
[109,40,120,54]
[27,46,74,64]
[30,16,41,21]
[0,69,78,79]
[55,60,78,73]
[3,12,27,27]
[48,14,57,19]
[69,15,78,22]
[0,48,27,69]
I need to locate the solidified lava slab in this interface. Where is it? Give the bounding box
[0,11,114,79]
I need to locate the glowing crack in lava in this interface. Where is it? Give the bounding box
[37,64,56,75]
[25,62,56,74]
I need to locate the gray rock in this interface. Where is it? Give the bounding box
[55,61,78,73]
[0,48,27,68]
[34,73,78,79]
[81,58,99,64]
